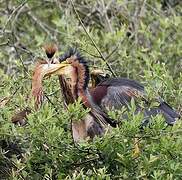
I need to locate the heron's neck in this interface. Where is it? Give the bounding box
[71,66,91,107]
[31,62,45,109]
[59,76,74,105]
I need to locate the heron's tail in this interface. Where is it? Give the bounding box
[141,101,180,127]
[158,102,180,125]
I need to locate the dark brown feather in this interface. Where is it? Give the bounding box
[90,85,108,105]
[90,78,144,108]
[11,107,31,125]
[90,77,180,125]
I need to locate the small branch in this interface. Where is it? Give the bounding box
[105,45,119,60]
[47,88,61,96]
[13,43,29,77]
[167,150,177,159]
[2,0,27,33]
[100,0,113,33]
[27,11,51,36]
[0,40,9,47]
[44,93,63,122]
[70,0,116,77]
[0,87,19,108]
[81,48,102,59]
[8,42,35,57]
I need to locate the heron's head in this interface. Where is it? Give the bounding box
[90,69,110,87]
[43,43,58,61]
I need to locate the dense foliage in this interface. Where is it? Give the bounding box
[0,0,181,179]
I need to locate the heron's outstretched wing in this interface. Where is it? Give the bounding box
[90,78,180,125]
[91,78,144,110]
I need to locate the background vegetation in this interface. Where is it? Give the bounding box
[0,0,182,179]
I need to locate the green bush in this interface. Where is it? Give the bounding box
[0,0,181,179]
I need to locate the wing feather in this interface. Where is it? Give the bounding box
[90,78,180,126]
[100,85,144,110]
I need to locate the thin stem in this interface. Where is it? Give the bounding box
[70,0,116,77]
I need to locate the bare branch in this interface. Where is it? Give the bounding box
[2,1,27,33]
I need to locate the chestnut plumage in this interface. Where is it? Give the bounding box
[17,47,180,142]
[58,48,117,128]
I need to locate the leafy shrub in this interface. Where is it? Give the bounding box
[0,0,181,179]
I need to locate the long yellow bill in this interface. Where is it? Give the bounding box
[40,62,71,77]
[31,61,71,108]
